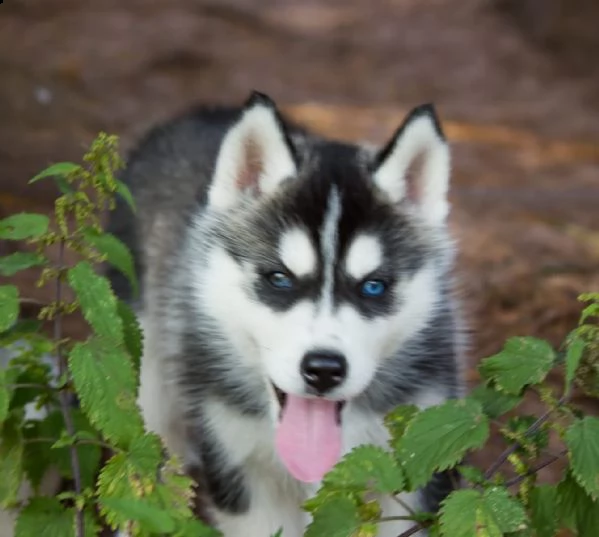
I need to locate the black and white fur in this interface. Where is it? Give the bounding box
[107,92,464,537]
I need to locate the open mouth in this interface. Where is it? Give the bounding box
[272,384,346,424]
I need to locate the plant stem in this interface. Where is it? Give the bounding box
[24,436,120,452]
[396,523,424,537]
[483,395,567,481]
[390,494,418,517]
[504,450,568,488]
[53,240,84,537]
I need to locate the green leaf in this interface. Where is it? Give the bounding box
[127,433,163,476]
[557,473,599,536]
[323,445,404,494]
[440,487,527,537]
[15,497,75,537]
[175,519,222,537]
[67,261,123,342]
[565,337,586,394]
[101,498,176,533]
[0,370,9,425]
[478,337,555,394]
[565,417,599,499]
[55,177,75,195]
[0,285,19,333]
[458,465,486,485]
[29,162,81,184]
[529,485,558,537]
[116,179,136,212]
[69,338,143,446]
[384,404,419,446]
[0,416,24,507]
[305,496,361,537]
[22,409,101,490]
[97,441,176,530]
[397,399,489,489]
[483,486,527,533]
[81,227,138,296]
[117,300,143,372]
[468,385,522,419]
[0,213,49,240]
[0,252,46,276]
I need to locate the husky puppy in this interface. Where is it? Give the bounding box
[107,92,464,537]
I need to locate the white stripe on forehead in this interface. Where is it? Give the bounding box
[344,234,383,281]
[279,228,317,277]
[319,186,342,310]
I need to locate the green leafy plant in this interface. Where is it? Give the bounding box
[0,134,213,536]
[1,134,598,536]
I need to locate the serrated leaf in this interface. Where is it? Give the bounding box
[67,261,123,342]
[69,338,143,446]
[15,497,75,537]
[305,496,361,537]
[397,399,489,489]
[468,385,522,419]
[565,417,599,499]
[97,453,135,520]
[128,433,163,476]
[116,179,136,212]
[565,337,586,394]
[0,252,46,276]
[557,473,599,537]
[323,445,404,494]
[0,417,24,506]
[0,213,49,240]
[478,337,555,394]
[29,162,81,184]
[0,285,19,333]
[529,485,558,537]
[483,486,527,533]
[101,497,176,533]
[117,299,143,372]
[440,487,527,537]
[82,227,138,297]
[385,404,419,447]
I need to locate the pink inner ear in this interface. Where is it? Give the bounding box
[236,137,263,193]
[405,152,426,204]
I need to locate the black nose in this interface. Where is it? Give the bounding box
[300,350,347,394]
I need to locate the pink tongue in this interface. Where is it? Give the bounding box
[275,394,342,483]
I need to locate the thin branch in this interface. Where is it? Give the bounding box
[483,395,567,481]
[23,436,119,452]
[390,494,418,517]
[504,450,568,488]
[396,523,425,537]
[378,515,416,523]
[7,383,57,391]
[19,297,49,307]
[53,240,84,537]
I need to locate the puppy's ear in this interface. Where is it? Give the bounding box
[208,91,298,209]
[372,104,451,225]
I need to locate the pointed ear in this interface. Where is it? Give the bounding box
[208,91,298,209]
[372,104,451,225]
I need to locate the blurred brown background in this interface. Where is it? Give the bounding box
[1,0,599,484]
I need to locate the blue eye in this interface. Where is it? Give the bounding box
[360,279,387,297]
[266,271,294,290]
